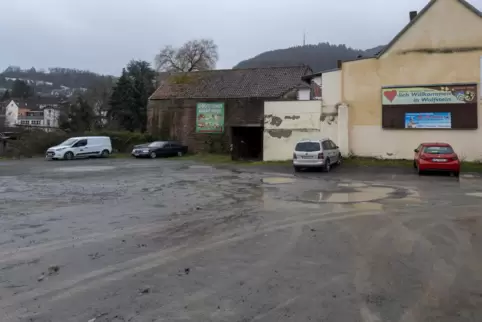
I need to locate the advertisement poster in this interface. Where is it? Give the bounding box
[196,102,224,133]
[382,84,477,105]
[404,112,452,129]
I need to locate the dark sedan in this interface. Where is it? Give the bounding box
[131,141,188,159]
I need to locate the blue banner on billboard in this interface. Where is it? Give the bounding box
[404,112,452,129]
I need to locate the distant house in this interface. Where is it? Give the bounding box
[148,65,312,160]
[3,97,61,130]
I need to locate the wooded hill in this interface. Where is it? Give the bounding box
[234,42,385,72]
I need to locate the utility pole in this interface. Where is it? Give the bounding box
[303,30,306,46]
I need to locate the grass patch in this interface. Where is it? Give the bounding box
[461,161,482,172]
[343,157,413,168]
[110,153,132,159]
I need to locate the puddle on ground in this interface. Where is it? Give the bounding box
[466,192,482,198]
[188,165,214,170]
[55,166,116,172]
[300,186,395,203]
[262,177,296,184]
[350,202,383,211]
[338,182,368,188]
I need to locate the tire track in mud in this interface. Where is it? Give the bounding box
[2,208,430,319]
[352,211,478,322]
[0,196,256,264]
[149,225,305,321]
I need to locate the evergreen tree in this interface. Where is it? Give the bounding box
[11,80,32,98]
[1,90,10,101]
[109,69,136,131]
[59,96,95,132]
[108,61,155,132]
[127,60,155,132]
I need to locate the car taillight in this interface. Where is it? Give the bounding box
[318,152,324,159]
[420,154,428,160]
[451,155,458,161]
[293,153,297,159]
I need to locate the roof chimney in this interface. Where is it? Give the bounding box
[337,60,342,69]
[409,11,417,21]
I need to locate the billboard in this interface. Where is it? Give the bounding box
[196,102,225,133]
[382,84,477,105]
[404,112,451,129]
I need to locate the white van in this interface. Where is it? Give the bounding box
[46,136,112,160]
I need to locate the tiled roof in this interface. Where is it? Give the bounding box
[149,65,312,100]
[14,97,62,110]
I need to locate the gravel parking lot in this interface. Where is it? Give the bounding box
[1,158,482,321]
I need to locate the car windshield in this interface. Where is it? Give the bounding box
[59,138,77,146]
[148,142,164,148]
[295,142,320,152]
[424,146,454,154]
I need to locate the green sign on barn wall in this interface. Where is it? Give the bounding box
[195,102,225,133]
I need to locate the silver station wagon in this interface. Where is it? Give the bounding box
[293,138,341,172]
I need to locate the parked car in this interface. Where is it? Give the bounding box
[46,136,112,160]
[413,142,460,176]
[293,138,341,172]
[132,141,188,159]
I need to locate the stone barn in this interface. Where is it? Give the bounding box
[147,65,312,160]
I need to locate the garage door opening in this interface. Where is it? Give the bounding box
[231,126,263,161]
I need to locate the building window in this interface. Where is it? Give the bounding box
[47,120,51,126]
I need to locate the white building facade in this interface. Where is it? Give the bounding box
[4,100,61,129]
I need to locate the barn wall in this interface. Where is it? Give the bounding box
[147,98,265,153]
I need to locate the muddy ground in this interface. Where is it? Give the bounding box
[1,158,482,322]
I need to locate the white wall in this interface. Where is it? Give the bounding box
[43,108,60,128]
[263,101,348,161]
[297,88,310,100]
[5,101,18,127]
[263,70,349,161]
[264,101,321,161]
[321,70,341,113]
[352,126,482,161]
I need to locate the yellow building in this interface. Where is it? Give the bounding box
[343,0,482,161]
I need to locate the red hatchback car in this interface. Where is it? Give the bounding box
[413,143,461,176]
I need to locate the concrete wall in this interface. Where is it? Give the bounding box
[342,0,482,161]
[321,70,341,113]
[263,101,349,161]
[297,88,310,100]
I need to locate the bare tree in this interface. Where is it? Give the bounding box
[155,39,218,72]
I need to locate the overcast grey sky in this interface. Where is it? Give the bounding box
[2,0,481,75]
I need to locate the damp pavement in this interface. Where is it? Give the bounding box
[1,158,482,321]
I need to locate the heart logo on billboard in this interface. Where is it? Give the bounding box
[384,90,397,102]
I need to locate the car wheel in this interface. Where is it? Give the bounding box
[454,171,460,177]
[150,152,157,159]
[323,159,331,172]
[417,165,423,176]
[177,151,183,157]
[294,166,301,172]
[101,149,110,158]
[63,151,74,160]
